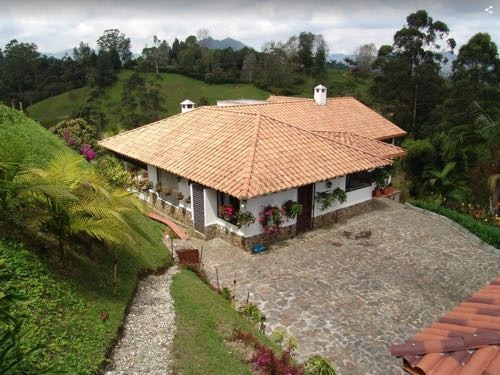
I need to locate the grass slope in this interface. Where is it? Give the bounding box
[295,69,373,102]
[171,270,277,375]
[27,70,270,130]
[0,105,172,372]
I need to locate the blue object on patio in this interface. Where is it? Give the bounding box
[252,243,266,254]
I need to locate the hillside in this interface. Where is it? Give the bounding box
[0,105,172,373]
[27,71,270,131]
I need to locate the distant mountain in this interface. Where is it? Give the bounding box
[199,37,246,51]
[41,49,73,59]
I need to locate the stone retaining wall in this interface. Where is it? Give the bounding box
[205,199,374,251]
[148,192,192,226]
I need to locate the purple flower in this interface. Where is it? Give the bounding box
[80,144,96,161]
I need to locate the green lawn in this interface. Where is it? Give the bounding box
[295,69,373,102]
[26,70,270,131]
[0,105,173,373]
[171,270,278,375]
[409,200,500,249]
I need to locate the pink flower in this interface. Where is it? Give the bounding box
[80,144,96,161]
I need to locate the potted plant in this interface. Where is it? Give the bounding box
[155,182,163,194]
[259,205,283,237]
[220,204,236,221]
[315,188,347,211]
[176,192,184,201]
[185,196,191,204]
[282,200,303,219]
[235,210,256,228]
[162,187,172,196]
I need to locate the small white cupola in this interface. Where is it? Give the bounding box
[180,99,195,113]
[314,84,327,105]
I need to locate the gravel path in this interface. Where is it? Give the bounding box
[105,266,178,375]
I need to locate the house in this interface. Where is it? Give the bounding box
[390,277,500,374]
[99,85,407,249]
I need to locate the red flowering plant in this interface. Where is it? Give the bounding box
[259,205,283,237]
[220,204,236,221]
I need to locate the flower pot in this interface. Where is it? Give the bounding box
[374,189,383,197]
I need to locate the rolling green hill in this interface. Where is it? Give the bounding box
[27,70,270,132]
[26,69,372,135]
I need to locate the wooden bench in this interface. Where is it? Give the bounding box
[147,212,190,241]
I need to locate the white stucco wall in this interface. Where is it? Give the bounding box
[313,176,374,218]
[147,164,158,183]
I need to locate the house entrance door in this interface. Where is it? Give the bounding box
[296,184,313,234]
[192,184,205,234]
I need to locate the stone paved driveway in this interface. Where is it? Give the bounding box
[199,199,500,374]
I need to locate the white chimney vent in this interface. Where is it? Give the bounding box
[180,99,195,113]
[314,84,327,105]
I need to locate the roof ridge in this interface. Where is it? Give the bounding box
[240,114,262,198]
[99,106,208,142]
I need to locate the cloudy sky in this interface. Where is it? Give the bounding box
[0,0,499,55]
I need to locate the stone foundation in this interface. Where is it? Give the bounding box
[313,199,374,228]
[205,200,375,251]
[148,192,192,226]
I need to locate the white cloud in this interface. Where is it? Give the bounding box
[0,0,499,54]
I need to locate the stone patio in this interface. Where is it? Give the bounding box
[199,199,500,375]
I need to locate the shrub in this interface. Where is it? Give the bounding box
[220,287,234,301]
[259,205,283,236]
[49,118,97,151]
[409,200,500,248]
[237,303,266,331]
[96,154,132,188]
[235,211,256,228]
[304,355,336,375]
[250,347,304,375]
[270,329,298,352]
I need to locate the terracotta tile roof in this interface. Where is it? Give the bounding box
[391,277,500,375]
[252,96,406,140]
[99,106,392,199]
[318,131,406,158]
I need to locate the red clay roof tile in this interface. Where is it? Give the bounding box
[391,278,500,375]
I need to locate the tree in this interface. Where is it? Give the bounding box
[298,32,315,75]
[196,28,210,42]
[453,33,500,86]
[2,40,40,104]
[96,29,132,64]
[142,36,170,75]
[241,51,257,82]
[313,34,328,76]
[73,42,93,64]
[371,10,455,134]
[92,50,116,87]
[353,43,377,73]
[120,73,166,128]
[170,38,181,63]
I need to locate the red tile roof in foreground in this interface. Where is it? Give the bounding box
[391,277,500,375]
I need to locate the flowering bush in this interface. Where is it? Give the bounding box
[80,144,96,161]
[259,205,283,236]
[221,204,236,220]
[250,347,304,375]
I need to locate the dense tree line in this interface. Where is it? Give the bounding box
[135,30,328,93]
[371,10,500,218]
[0,28,328,108]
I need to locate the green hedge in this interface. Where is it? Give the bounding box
[409,200,500,249]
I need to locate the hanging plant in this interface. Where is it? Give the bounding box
[162,187,173,196]
[140,180,153,192]
[176,192,184,200]
[282,200,303,219]
[185,196,191,204]
[154,182,163,193]
[315,188,347,211]
[259,205,283,236]
[235,210,256,228]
